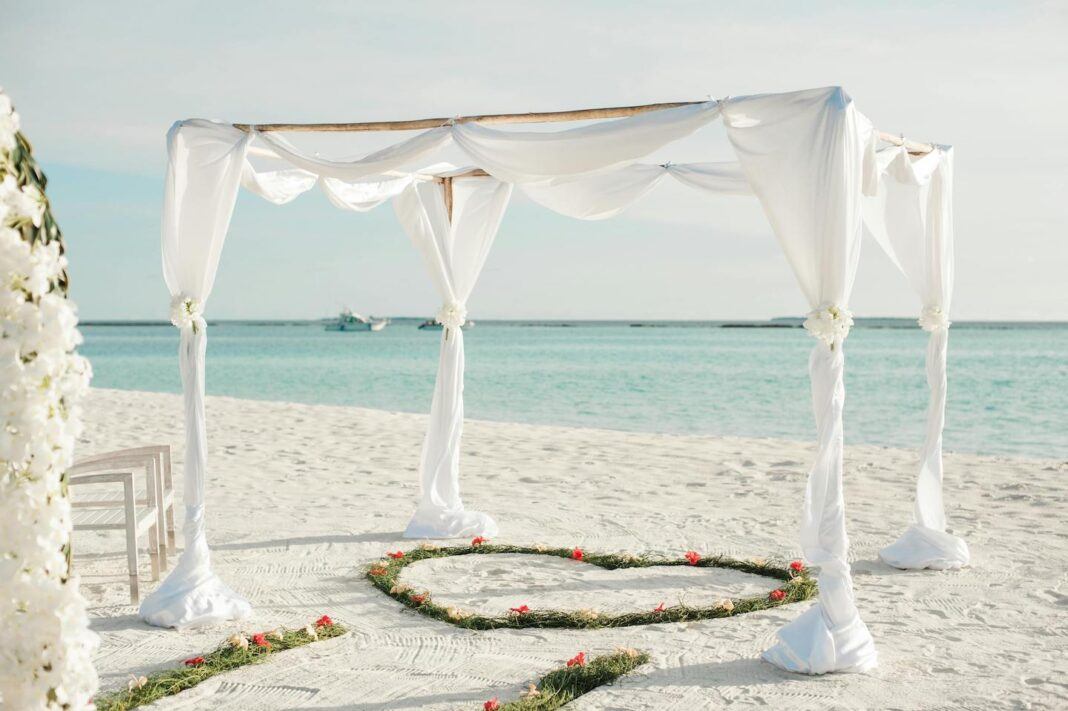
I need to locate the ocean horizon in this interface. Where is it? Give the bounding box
[81,318,1067,459]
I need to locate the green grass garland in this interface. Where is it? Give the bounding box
[367,544,816,629]
[92,619,347,711]
[488,648,651,710]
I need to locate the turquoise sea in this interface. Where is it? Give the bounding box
[81,320,1067,459]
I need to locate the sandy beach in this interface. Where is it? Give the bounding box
[75,388,1067,709]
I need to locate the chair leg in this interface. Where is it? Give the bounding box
[148,458,167,570]
[123,477,139,605]
[147,516,160,582]
[163,449,176,550]
[166,505,176,551]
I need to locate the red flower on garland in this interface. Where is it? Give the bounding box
[769,589,786,602]
[566,651,586,668]
[472,536,488,547]
[684,551,701,566]
[571,548,584,561]
[369,565,388,576]
[653,602,665,613]
[509,605,530,615]
[483,698,500,711]
[387,551,404,559]
[251,633,271,649]
[410,593,428,605]
[789,560,805,574]
[183,656,205,667]
[316,615,334,628]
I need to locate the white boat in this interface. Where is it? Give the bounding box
[418,318,475,331]
[324,308,389,332]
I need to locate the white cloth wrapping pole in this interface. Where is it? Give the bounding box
[521,162,750,220]
[724,87,878,674]
[141,120,252,629]
[451,101,722,183]
[393,178,512,538]
[864,147,969,570]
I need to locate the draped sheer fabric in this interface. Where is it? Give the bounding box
[864,147,969,570]
[520,162,750,220]
[393,178,512,538]
[725,86,879,674]
[149,87,960,677]
[142,119,253,629]
[451,101,722,183]
[252,127,452,181]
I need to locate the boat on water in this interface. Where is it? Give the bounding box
[324,308,389,332]
[418,319,475,331]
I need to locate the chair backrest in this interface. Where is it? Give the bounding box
[71,455,155,475]
[75,445,168,466]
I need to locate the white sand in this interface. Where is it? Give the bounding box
[76,388,1067,710]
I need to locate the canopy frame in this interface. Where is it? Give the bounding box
[142,88,966,678]
[234,100,934,155]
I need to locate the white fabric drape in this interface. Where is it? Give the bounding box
[724,87,879,674]
[864,146,969,570]
[241,165,318,205]
[252,127,451,181]
[141,120,252,629]
[521,162,750,220]
[451,101,722,183]
[393,177,512,538]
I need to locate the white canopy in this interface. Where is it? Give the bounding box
[142,86,966,677]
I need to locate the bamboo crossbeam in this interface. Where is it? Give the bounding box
[234,100,934,154]
[233,102,701,134]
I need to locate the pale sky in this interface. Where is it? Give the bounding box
[2,1,1065,321]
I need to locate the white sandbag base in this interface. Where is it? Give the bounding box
[404,506,499,539]
[762,603,878,675]
[879,524,970,570]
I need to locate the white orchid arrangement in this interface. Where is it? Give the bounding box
[0,87,98,710]
[802,303,854,349]
[436,301,467,331]
[918,305,950,332]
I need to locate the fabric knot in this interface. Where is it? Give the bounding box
[170,295,206,334]
[802,303,854,349]
[918,306,950,332]
[436,302,467,330]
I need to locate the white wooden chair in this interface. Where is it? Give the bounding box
[68,446,174,604]
[69,469,160,604]
[71,446,176,562]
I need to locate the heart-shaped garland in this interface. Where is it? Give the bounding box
[367,543,816,629]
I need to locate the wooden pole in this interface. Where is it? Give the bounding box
[233,101,701,134]
[234,100,934,155]
[442,176,454,222]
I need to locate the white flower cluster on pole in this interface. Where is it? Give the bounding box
[169,294,205,333]
[436,301,467,331]
[0,88,98,710]
[802,303,854,350]
[918,305,950,332]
